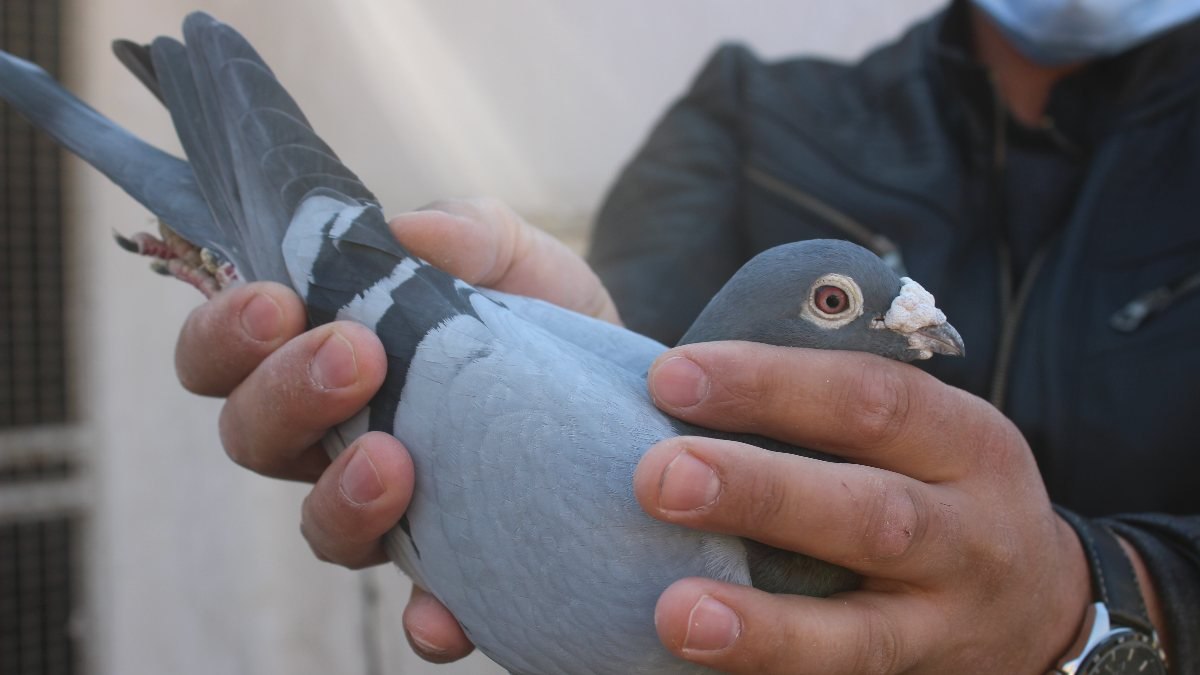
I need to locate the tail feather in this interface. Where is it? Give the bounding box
[0,49,236,263]
[149,36,248,271]
[205,21,379,211]
[164,12,389,285]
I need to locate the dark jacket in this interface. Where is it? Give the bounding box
[590,2,1200,667]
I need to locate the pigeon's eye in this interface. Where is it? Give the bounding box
[813,285,849,314]
[802,273,864,329]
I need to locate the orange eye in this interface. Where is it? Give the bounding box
[813,285,849,314]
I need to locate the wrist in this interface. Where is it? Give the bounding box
[1050,509,1168,674]
[1044,514,1094,671]
[1116,535,1170,658]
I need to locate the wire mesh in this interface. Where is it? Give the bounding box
[0,2,82,674]
[1,0,68,429]
[0,518,77,675]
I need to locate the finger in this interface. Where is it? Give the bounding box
[389,198,621,324]
[654,577,936,675]
[219,321,387,481]
[633,436,960,581]
[403,585,476,663]
[300,432,414,568]
[646,342,1008,482]
[175,281,307,396]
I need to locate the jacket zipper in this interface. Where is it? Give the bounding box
[988,243,1052,408]
[1110,268,1200,332]
[744,165,908,276]
[985,89,1057,410]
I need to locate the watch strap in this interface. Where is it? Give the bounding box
[1054,505,1154,634]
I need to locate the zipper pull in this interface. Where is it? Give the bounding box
[1110,270,1200,333]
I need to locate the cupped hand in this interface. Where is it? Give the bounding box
[173,197,618,663]
[635,342,1093,674]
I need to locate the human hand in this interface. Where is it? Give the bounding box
[174,197,618,663]
[634,342,1094,673]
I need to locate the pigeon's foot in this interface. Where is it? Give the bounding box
[113,221,238,298]
[199,247,239,289]
[148,257,222,297]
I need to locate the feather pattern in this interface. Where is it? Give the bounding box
[0,12,967,674]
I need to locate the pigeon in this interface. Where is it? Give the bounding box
[0,13,964,675]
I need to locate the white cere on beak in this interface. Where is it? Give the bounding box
[872,277,966,360]
[883,277,946,333]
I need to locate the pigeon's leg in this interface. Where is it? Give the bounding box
[113,221,237,298]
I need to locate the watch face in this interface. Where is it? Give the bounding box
[1079,631,1167,675]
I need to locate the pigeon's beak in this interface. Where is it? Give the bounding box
[909,321,965,358]
[877,277,966,360]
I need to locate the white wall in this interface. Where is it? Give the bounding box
[65,1,944,673]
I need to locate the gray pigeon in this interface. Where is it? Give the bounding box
[0,14,964,675]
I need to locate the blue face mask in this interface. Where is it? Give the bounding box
[971,0,1200,65]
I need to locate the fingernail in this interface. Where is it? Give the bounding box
[311,331,358,390]
[406,629,451,662]
[650,356,708,408]
[659,450,721,511]
[340,446,384,506]
[240,293,282,342]
[683,595,741,652]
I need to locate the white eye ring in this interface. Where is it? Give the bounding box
[800,273,864,329]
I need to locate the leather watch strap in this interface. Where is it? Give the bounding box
[1054,505,1154,634]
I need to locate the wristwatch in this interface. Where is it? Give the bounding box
[1052,507,1168,675]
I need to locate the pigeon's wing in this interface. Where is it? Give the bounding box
[387,298,740,675]
[0,49,231,262]
[479,289,666,373]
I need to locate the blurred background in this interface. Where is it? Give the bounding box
[1,0,943,673]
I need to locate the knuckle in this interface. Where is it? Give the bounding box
[420,197,465,215]
[429,196,514,228]
[464,195,520,226]
[301,493,371,569]
[712,374,763,417]
[174,356,210,395]
[836,363,910,450]
[958,507,1020,589]
[174,308,221,395]
[856,477,924,564]
[701,350,781,424]
[853,609,903,675]
[578,283,614,321]
[298,512,328,559]
[217,409,252,468]
[221,439,262,474]
[218,402,271,474]
[971,426,1013,476]
[736,462,797,531]
[968,406,1031,477]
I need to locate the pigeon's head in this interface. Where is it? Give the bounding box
[677,239,964,362]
